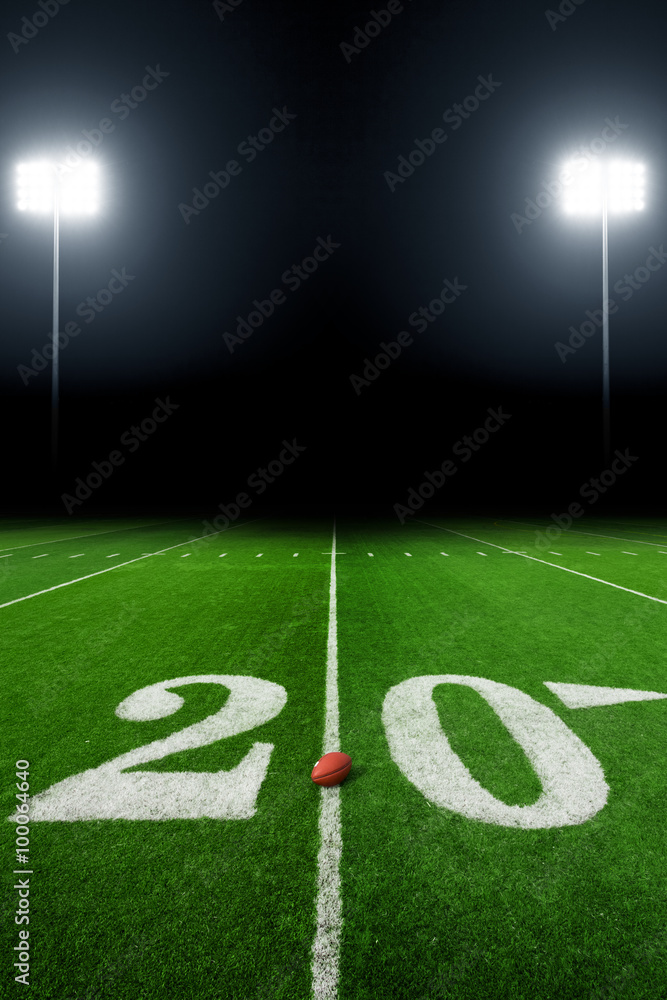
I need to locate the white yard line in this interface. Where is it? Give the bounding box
[0,520,261,611]
[311,518,342,1000]
[417,520,667,606]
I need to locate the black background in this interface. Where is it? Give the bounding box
[0,0,665,520]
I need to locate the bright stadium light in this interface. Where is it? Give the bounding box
[561,156,646,466]
[15,159,100,471]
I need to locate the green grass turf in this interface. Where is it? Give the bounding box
[337,516,667,999]
[3,517,330,999]
[2,515,667,998]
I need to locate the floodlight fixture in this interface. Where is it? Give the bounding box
[561,155,646,466]
[562,158,644,216]
[15,158,101,472]
[16,160,99,215]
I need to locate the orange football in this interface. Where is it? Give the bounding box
[311,751,352,787]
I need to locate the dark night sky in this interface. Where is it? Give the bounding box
[0,0,666,516]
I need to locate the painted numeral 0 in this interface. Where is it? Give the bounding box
[382,674,610,828]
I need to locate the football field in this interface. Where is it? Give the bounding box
[4,514,667,998]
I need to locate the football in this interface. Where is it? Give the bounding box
[311,751,352,787]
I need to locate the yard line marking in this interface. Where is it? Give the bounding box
[219,553,227,557]
[440,552,448,556]
[0,520,262,611]
[256,553,263,557]
[622,551,637,555]
[0,516,194,554]
[106,553,120,558]
[32,554,48,559]
[293,553,299,557]
[417,520,667,606]
[549,551,562,555]
[181,553,191,558]
[405,552,412,557]
[476,551,487,556]
[586,551,600,555]
[368,553,374,557]
[0,554,13,558]
[494,517,667,550]
[69,554,84,558]
[311,517,342,1000]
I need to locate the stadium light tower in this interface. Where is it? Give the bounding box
[562,157,645,467]
[16,160,99,471]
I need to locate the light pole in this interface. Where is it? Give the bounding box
[16,160,98,472]
[52,176,60,471]
[562,157,645,468]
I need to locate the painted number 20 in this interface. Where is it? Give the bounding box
[12,673,614,828]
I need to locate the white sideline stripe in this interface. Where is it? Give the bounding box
[0,516,193,554]
[417,520,667,606]
[496,517,667,550]
[587,516,667,534]
[311,517,342,1000]
[0,520,262,611]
